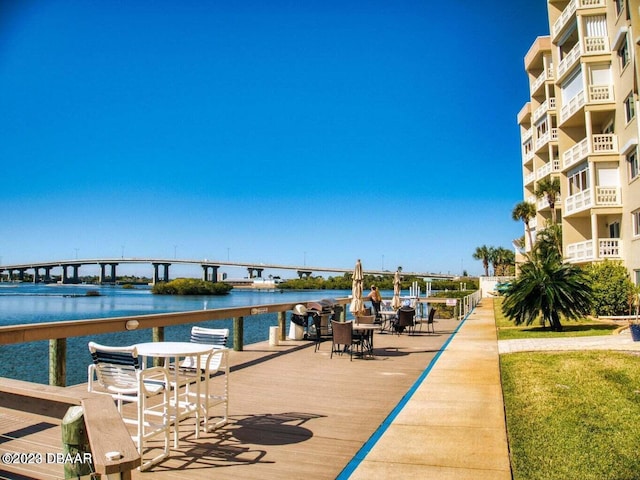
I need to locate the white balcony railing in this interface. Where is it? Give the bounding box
[536,158,561,179]
[565,188,592,214]
[580,0,606,7]
[553,0,577,39]
[535,128,558,152]
[525,171,536,185]
[538,194,561,210]
[557,43,582,80]
[566,238,621,262]
[563,137,589,170]
[583,36,609,54]
[522,128,533,142]
[560,90,586,124]
[533,98,557,122]
[599,239,621,258]
[592,134,618,154]
[566,240,593,262]
[595,186,620,205]
[588,85,613,103]
[530,67,554,95]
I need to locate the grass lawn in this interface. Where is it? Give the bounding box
[494,297,619,340]
[501,351,640,480]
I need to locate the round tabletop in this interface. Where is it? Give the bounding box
[135,341,213,357]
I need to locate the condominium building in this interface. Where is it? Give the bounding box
[518,0,640,282]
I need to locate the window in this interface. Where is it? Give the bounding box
[568,164,589,195]
[628,149,640,180]
[614,0,624,16]
[618,34,630,69]
[624,92,635,123]
[633,210,640,237]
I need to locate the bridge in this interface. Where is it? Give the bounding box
[0,258,454,285]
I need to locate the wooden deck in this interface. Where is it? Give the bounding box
[3,319,459,479]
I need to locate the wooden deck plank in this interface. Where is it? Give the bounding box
[12,318,457,479]
[128,319,458,479]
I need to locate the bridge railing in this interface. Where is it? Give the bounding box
[0,298,351,387]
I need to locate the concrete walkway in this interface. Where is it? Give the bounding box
[347,298,512,479]
[498,326,640,354]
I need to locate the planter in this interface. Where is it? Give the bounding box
[630,324,640,342]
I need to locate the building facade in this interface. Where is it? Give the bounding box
[518,0,640,282]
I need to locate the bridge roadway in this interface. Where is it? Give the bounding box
[0,258,453,285]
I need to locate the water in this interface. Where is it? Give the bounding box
[0,283,354,385]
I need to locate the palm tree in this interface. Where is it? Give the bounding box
[472,245,492,276]
[534,177,561,224]
[492,247,515,276]
[502,251,592,331]
[511,201,536,248]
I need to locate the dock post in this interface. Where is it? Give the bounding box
[61,406,94,478]
[152,327,164,366]
[233,316,244,351]
[49,338,66,387]
[277,312,286,342]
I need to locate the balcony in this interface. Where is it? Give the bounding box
[535,128,559,151]
[552,0,607,40]
[530,67,554,96]
[562,134,618,170]
[564,186,621,215]
[588,85,613,104]
[559,90,585,124]
[538,194,561,210]
[566,238,621,262]
[533,98,556,123]
[583,36,609,54]
[524,171,536,186]
[558,43,582,81]
[536,159,561,179]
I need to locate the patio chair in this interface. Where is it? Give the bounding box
[395,307,416,335]
[177,326,230,432]
[312,313,332,352]
[87,342,170,470]
[416,307,437,334]
[330,320,362,361]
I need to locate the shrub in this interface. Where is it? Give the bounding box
[152,278,232,295]
[585,260,634,316]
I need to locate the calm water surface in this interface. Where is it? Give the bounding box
[0,283,355,385]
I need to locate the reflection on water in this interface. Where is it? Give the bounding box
[0,283,353,385]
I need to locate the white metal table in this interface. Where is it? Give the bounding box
[135,341,214,448]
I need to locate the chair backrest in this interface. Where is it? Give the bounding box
[397,307,415,327]
[88,342,139,391]
[355,315,375,325]
[428,308,437,323]
[331,320,353,345]
[190,326,229,348]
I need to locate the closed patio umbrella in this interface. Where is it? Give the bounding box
[349,259,364,316]
[391,270,402,310]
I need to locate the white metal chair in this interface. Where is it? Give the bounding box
[176,326,230,433]
[87,342,170,471]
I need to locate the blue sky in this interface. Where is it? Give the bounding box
[0,0,550,278]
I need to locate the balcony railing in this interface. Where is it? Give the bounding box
[533,98,556,122]
[535,128,558,151]
[566,238,621,262]
[592,134,618,154]
[566,239,593,262]
[583,36,609,54]
[563,137,589,170]
[557,43,582,80]
[560,90,585,124]
[552,0,577,39]
[530,67,554,95]
[536,159,561,179]
[588,84,613,103]
[595,186,620,205]
[525,171,536,185]
[565,188,592,214]
[522,127,533,142]
[538,194,561,210]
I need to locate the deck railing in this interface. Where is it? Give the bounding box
[0,298,351,387]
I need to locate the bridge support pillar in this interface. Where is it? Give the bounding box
[33,267,40,284]
[72,265,79,284]
[247,268,264,279]
[152,263,171,284]
[202,265,219,282]
[297,270,312,279]
[18,269,25,281]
